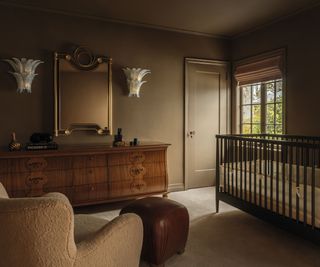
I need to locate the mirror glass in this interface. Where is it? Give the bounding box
[54,47,112,136]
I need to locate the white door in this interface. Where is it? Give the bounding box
[185,58,229,189]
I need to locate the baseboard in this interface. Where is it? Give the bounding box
[168,183,185,192]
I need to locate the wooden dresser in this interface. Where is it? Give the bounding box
[0,143,169,206]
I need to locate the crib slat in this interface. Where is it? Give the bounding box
[224,138,227,193]
[296,145,300,223]
[303,147,308,226]
[216,138,220,199]
[276,143,280,213]
[235,140,238,198]
[231,140,234,196]
[270,143,274,212]
[220,136,223,167]
[264,142,267,209]
[259,142,262,175]
[244,140,247,201]
[289,145,293,219]
[228,139,231,194]
[254,141,257,205]
[249,141,252,203]
[240,140,243,200]
[312,147,316,229]
[282,144,286,217]
[259,175,262,206]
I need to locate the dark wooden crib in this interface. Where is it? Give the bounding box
[215,134,320,244]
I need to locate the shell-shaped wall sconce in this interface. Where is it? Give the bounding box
[3,58,43,93]
[122,67,151,97]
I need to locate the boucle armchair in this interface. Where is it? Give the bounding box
[0,183,143,267]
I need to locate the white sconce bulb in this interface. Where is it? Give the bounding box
[122,67,151,97]
[3,58,43,93]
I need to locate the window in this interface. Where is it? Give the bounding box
[240,79,283,134]
[234,49,285,134]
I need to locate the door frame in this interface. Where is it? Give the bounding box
[184,58,231,190]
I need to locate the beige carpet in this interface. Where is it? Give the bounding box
[166,211,320,267]
[78,187,320,267]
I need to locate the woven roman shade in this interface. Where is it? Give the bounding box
[234,54,283,86]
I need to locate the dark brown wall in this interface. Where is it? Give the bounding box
[232,5,320,135]
[0,6,230,188]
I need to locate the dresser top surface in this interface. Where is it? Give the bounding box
[0,142,170,158]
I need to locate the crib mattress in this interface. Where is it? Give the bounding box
[220,166,320,228]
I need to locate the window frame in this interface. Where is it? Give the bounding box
[239,79,284,134]
[233,48,286,135]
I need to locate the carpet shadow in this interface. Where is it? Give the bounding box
[165,211,320,267]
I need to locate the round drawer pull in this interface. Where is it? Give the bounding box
[129,165,146,177]
[129,153,146,163]
[130,180,147,192]
[26,175,47,187]
[26,158,47,171]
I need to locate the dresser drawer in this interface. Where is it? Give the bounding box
[0,159,8,174]
[73,155,107,169]
[108,164,145,182]
[108,150,165,166]
[45,157,73,170]
[6,172,45,191]
[3,169,73,191]
[7,157,73,173]
[72,183,108,204]
[108,180,147,198]
[43,169,73,188]
[108,162,166,182]
[0,172,11,190]
[144,176,167,192]
[73,167,108,185]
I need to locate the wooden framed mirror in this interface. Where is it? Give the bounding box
[54,46,112,136]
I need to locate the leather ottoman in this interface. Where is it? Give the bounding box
[120,197,189,267]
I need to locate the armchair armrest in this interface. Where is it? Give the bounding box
[75,213,143,267]
[0,183,9,198]
[42,192,70,203]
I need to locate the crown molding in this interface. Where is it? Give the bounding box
[0,1,230,40]
[1,0,318,41]
[232,1,320,39]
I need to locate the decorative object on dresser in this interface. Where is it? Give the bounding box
[26,132,58,151]
[25,142,58,151]
[130,138,139,146]
[122,67,151,97]
[3,58,43,93]
[54,46,112,136]
[30,132,53,143]
[8,132,22,151]
[113,128,125,147]
[0,143,169,206]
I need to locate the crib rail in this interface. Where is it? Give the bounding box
[216,134,320,230]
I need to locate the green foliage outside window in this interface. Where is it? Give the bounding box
[241,79,283,134]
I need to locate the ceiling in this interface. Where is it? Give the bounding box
[1,0,320,38]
